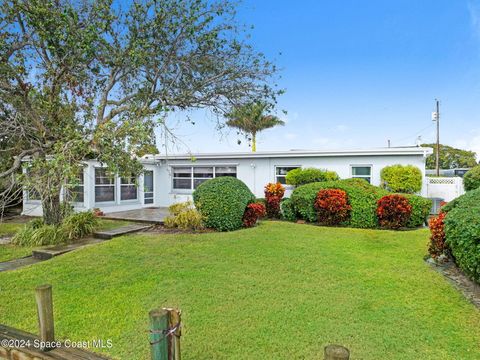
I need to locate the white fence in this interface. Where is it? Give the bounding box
[425,177,465,202]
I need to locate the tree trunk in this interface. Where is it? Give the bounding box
[252,132,257,152]
[42,192,62,225]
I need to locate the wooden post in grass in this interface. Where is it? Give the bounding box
[324,344,350,360]
[149,309,169,360]
[163,308,181,360]
[35,284,55,351]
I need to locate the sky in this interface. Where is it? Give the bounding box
[159,0,480,156]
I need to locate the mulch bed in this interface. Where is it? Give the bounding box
[426,257,480,309]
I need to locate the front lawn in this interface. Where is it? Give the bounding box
[0,222,33,262]
[0,222,478,359]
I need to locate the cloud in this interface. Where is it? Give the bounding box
[468,0,480,38]
[452,130,480,160]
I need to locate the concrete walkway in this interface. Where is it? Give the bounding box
[103,207,168,224]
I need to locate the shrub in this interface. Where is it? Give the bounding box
[264,183,285,218]
[280,198,297,222]
[164,201,204,230]
[285,168,339,186]
[291,178,388,228]
[380,164,422,194]
[12,223,67,246]
[193,177,255,231]
[428,212,447,259]
[401,194,432,227]
[463,165,480,191]
[376,194,412,229]
[12,211,98,246]
[314,189,351,225]
[62,211,99,240]
[443,188,480,282]
[243,203,266,228]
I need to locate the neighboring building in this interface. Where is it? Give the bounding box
[425,168,471,178]
[22,146,433,217]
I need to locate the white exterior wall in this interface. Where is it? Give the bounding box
[22,149,430,215]
[156,153,428,206]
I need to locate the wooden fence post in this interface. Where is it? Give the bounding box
[149,309,169,360]
[324,344,350,360]
[35,284,55,351]
[163,308,181,360]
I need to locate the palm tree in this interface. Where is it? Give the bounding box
[225,102,285,152]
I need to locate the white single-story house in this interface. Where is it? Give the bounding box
[22,146,433,217]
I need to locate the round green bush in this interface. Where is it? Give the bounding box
[444,188,480,282]
[193,177,255,231]
[280,198,297,222]
[285,167,339,186]
[400,194,432,227]
[380,164,422,194]
[463,165,480,191]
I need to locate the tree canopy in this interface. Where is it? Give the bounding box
[422,144,478,170]
[0,0,280,222]
[225,102,284,152]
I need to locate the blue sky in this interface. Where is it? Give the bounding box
[160,0,480,155]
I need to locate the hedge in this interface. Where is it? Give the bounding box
[280,198,297,222]
[463,165,480,191]
[380,164,422,194]
[290,178,389,228]
[401,194,432,228]
[193,177,255,231]
[444,188,480,282]
[290,178,430,229]
[285,167,339,186]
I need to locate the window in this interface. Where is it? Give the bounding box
[25,168,40,201]
[121,175,137,201]
[144,171,154,204]
[95,168,115,202]
[275,166,300,184]
[351,166,372,183]
[172,166,237,191]
[173,167,192,190]
[27,187,41,201]
[68,171,84,203]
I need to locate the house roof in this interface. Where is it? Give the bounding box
[141,146,433,162]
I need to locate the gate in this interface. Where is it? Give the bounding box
[425,177,465,202]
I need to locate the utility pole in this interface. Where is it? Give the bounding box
[432,99,440,176]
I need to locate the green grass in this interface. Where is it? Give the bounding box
[0,219,131,262]
[0,222,34,262]
[0,222,478,359]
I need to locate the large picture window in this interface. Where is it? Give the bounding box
[172,166,237,190]
[351,165,372,183]
[121,175,138,201]
[95,168,115,202]
[275,166,299,184]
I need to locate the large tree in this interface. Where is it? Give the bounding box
[225,101,284,152]
[422,144,478,170]
[0,0,280,224]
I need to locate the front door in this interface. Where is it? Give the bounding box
[144,170,154,205]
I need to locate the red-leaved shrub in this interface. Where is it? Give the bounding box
[428,211,447,259]
[264,183,285,218]
[376,194,412,229]
[243,202,267,228]
[314,189,351,225]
